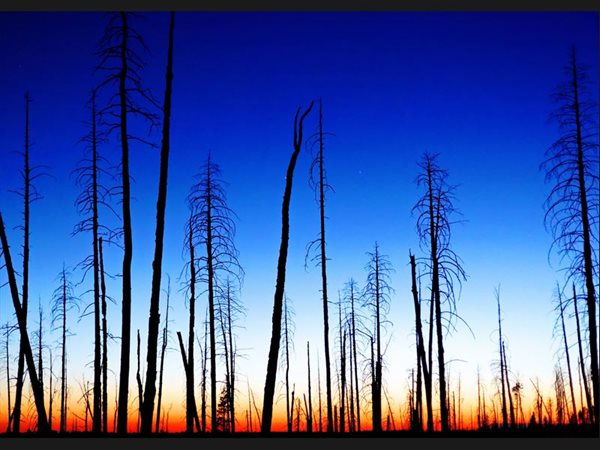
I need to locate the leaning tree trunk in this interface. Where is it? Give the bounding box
[0,212,49,432]
[140,11,175,435]
[261,101,314,433]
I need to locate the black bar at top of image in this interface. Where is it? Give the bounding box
[1,0,600,12]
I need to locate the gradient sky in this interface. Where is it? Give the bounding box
[0,11,598,432]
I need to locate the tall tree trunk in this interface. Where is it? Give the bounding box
[13,92,32,434]
[502,341,515,427]
[316,99,334,433]
[573,284,593,423]
[373,247,382,432]
[557,286,577,423]
[176,332,201,433]
[349,284,360,432]
[226,283,236,433]
[496,289,508,429]
[317,354,322,432]
[5,327,12,433]
[284,298,292,432]
[185,219,196,433]
[261,101,314,433]
[201,309,208,432]
[0,212,49,432]
[60,270,67,433]
[307,341,313,433]
[155,275,170,434]
[140,11,175,434]
[117,11,133,434]
[410,253,431,432]
[99,236,108,433]
[571,50,598,425]
[136,330,143,432]
[91,89,102,434]
[37,302,44,405]
[338,302,346,433]
[48,349,53,431]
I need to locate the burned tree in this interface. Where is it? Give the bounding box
[413,152,466,432]
[72,88,115,434]
[50,266,80,433]
[541,46,599,424]
[155,274,171,434]
[495,287,509,429]
[188,154,243,432]
[279,294,296,433]
[342,279,363,433]
[261,101,314,433]
[554,283,577,423]
[305,98,335,432]
[95,12,159,433]
[362,243,394,433]
[140,11,176,435]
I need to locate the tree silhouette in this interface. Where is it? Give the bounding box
[72,88,115,434]
[188,154,243,432]
[0,211,49,432]
[279,294,296,433]
[155,274,171,434]
[362,242,394,433]
[140,11,176,435]
[50,266,79,433]
[413,152,466,432]
[95,12,159,433]
[572,283,593,423]
[554,283,577,423]
[261,101,314,433]
[305,98,334,433]
[541,46,599,425]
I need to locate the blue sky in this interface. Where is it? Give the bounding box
[0,11,598,430]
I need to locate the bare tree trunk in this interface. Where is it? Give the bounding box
[317,354,322,432]
[37,302,44,406]
[410,254,431,432]
[201,310,208,432]
[140,12,175,435]
[502,342,515,427]
[0,212,49,432]
[13,93,32,434]
[307,341,313,433]
[573,284,593,423]
[226,284,236,433]
[5,328,12,433]
[155,275,171,434]
[557,286,577,423]
[99,237,108,433]
[185,219,196,433]
[117,11,133,434]
[136,330,143,433]
[60,270,68,433]
[176,331,201,433]
[261,101,314,433]
[284,298,292,432]
[570,51,599,425]
[338,302,346,433]
[49,348,53,431]
[496,288,508,429]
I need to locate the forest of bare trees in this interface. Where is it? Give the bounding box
[0,12,598,437]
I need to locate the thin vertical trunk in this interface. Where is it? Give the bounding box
[37,302,44,402]
[49,349,53,431]
[186,219,196,433]
[284,298,292,433]
[155,276,170,434]
[99,237,108,433]
[410,253,431,432]
[477,367,482,429]
[5,330,11,433]
[573,284,593,422]
[317,354,322,433]
[136,330,143,433]
[201,310,208,432]
[571,49,598,425]
[60,270,67,433]
[348,333,355,432]
[117,11,133,434]
[91,89,102,434]
[176,331,201,433]
[13,92,32,434]
[557,286,577,423]
[338,302,346,434]
[373,247,382,432]
[502,342,515,427]
[140,11,175,434]
[350,283,360,432]
[317,99,334,433]
[226,282,236,433]
[496,290,508,429]
[261,102,314,433]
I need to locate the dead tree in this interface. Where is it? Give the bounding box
[140,11,176,434]
[2,324,15,432]
[280,294,296,433]
[200,308,209,432]
[555,284,578,423]
[155,274,171,434]
[12,92,46,434]
[73,88,115,433]
[188,154,243,433]
[573,283,593,422]
[99,236,109,433]
[502,341,515,427]
[495,287,509,429]
[413,152,466,432]
[175,331,201,433]
[305,98,334,432]
[410,252,432,431]
[306,341,313,433]
[343,279,362,432]
[541,46,599,424]
[50,266,79,433]
[261,101,314,433]
[337,299,346,433]
[95,12,159,433]
[362,243,394,433]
